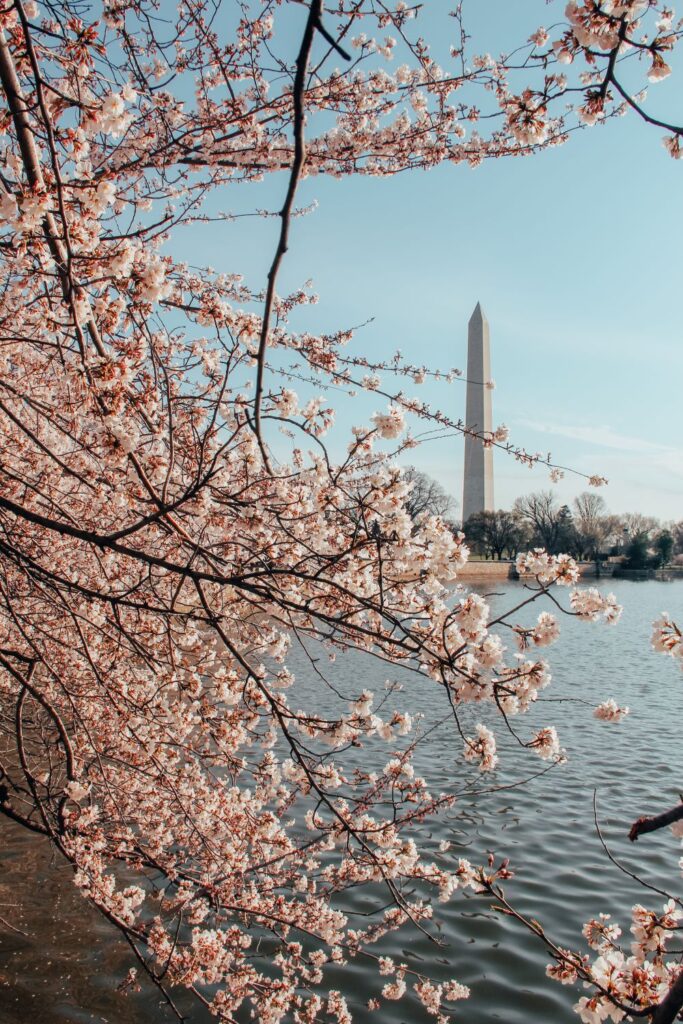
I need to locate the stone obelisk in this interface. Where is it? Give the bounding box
[462,302,494,525]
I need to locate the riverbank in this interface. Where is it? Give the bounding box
[458,560,683,582]
[458,559,611,581]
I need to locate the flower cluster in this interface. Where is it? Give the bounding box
[529,725,562,761]
[463,724,498,772]
[651,614,683,667]
[593,698,630,722]
[516,549,581,585]
[515,611,561,650]
[570,898,682,1023]
[570,588,622,624]
[371,406,406,439]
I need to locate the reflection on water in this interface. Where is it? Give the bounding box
[1,822,140,1024]
[1,580,681,1023]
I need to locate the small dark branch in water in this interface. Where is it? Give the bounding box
[0,910,28,937]
[629,800,683,842]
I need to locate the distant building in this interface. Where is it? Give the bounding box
[462,303,494,526]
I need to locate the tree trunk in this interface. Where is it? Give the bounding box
[651,970,683,1024]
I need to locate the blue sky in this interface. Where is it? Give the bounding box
[176,1,683,521]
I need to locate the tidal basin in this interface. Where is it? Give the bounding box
[2,579,681,1024]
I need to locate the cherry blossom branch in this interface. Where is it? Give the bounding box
[253,0,326,457]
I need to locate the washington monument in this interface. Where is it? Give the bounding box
[462,302,494,525]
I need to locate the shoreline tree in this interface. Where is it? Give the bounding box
[573,492,615,560]
[402,467,455,525]
[463,509,530,560]
[513,491,567,554]
[653,530,674,567]
[0,2,681,1023]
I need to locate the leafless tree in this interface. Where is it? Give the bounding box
[464,510,530,560]
[619,512,661,541]
[403,467,455,523]
[573,492,611,559]
[573,491,607,529]
[512,491,564,552]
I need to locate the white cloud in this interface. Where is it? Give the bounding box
[515,418,670,455]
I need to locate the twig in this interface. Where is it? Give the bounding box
[593,791,681,907]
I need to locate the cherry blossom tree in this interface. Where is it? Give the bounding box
[0,1,680,1022]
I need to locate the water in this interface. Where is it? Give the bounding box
[1,580,682,1024]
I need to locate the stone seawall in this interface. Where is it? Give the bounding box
[458,560,516,580]
[458,560,617,581]
[613,566,683,581]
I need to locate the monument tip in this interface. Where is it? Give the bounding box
[469,301,485,322]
